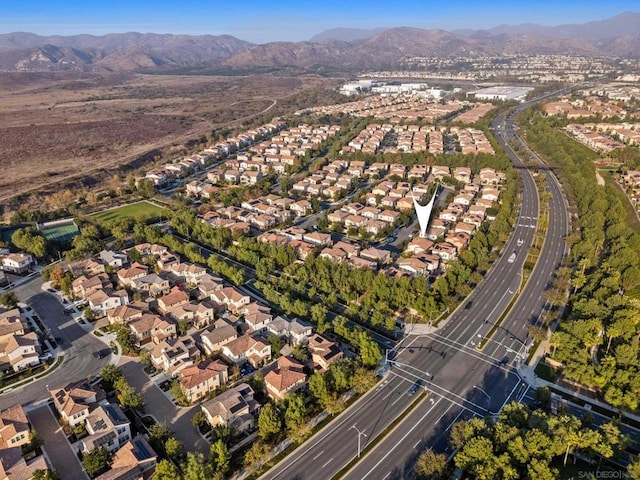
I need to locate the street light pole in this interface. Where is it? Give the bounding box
[350,425,367,458]
[472,385,491,409]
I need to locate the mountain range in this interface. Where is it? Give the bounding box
[0,12,639,74]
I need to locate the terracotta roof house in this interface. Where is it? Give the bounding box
[116,263,149,288]
[211,287,251,313]
[0,404,29,450]
[0,331,40,372]
[178,360,229,403]
[72,273,111,298]
[241,302,273,332]
[128,314,177,346]
[157,287,190,313]
[308,334,343,371]
[201,383,260,434]
[221,335,271,368]
[264,356,307,401]
[360,247,392,265]
[406,238,434,255]
[107,305,145,326]
[128,273,170,297]
[87,289,129,314]
[50,381,105,427]
[95,436,157,480]
[167,302,214,329]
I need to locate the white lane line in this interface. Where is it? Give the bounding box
[313,451,324,460]
[322,458,333,469]
[413,439,421,449]
[360,398,444,480]
[382,472,392,480]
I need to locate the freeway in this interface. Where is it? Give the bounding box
[340,99,571,479]
[260,94,570,479]
[0,276,112,411]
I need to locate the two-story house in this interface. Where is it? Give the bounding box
[221,335,271,368]
[264,356,307,401]
[201,383,260,434]
[178,360,229,403]
[81,404,131,455]
[50,381,105,427]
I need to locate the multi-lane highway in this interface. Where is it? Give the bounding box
[261,92,571,480]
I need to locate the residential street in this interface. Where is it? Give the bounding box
[27,404,88,480]
[118,358,209,454]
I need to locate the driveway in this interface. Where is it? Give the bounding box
[27,404,88,480]
[118,358,208,454]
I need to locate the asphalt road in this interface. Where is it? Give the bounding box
[261,92,571,480]
[0,276,112,411]
[340,101,571,480]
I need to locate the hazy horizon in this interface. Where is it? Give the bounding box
[1,1,638,44]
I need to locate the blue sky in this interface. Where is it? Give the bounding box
[0,1,637,43]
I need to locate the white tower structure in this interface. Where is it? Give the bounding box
[412,187,439,238]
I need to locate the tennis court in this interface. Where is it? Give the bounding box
[41,223,80,243]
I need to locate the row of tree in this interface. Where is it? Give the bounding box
[522,111,640,412]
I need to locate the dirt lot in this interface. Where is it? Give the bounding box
[0,72,338,205]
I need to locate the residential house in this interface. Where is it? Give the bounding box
[378,210,401,224]
[0,404,29,450]
[201,383,260,434]
[178,360,229,403]
[150,337,198,376]
[360,247,392,265]
[453,166,472,184]
[241,302,273,332]
[266,316,313,345]
[50,381,105,427]
[0,332,40,372]
[98,250,129,268]
[116,263,149,288]
[87,289,129,314]
[200,323,238,355]
[221,335,271,368]
[303,232,333,247]
[166,263,207,286]
[406,238,434,255]
[264,356,307,401]
[72,273,111,298]
[211,287,250,313]
[95,436,157,480]
[128,314,176,346]
[81,404,131,454]
[1,253,34,274]
[167,302,214,329]
[431,242,458,261]
[308,334,343,371]
[107,305,145,326]
[157,287,190,313]
[129,273,170,297]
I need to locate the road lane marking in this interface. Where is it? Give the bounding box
[322,458,333,468]
[359,398,443,479]
[313,451,324,460]
[413,439,421,448]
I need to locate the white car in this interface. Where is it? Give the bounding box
[517,238,523,246]
[508,252,516,263]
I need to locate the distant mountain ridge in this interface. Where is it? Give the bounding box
[309,27,386,43]
[0,12,638,74]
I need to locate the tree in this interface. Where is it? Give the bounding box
[170,380,189,406]
[257,403,282,440]
[32,469,59,480]
[209,439,230,475]
[154,460,181,480]
[11,227,47,258]
[351,367,379,394]
[148,421,171,443]
[82,447,110,477]
[268,333,284,357]
[137,179,156,199]
[284,393,308,434]
[115,377,145,410]
[165,437,184,460]
[415,450,447,479]
[629,455,640,480]
[100,364,123,391]
[192,410,207,428]
[113,324,135,354]
[0,292,18,309]
[244,440,271,473]
[291,344,309,362]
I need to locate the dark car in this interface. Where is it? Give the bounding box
[93,351,105,359]
[500,356,510,365]
[408,380,421,395]
[54,337,63,344]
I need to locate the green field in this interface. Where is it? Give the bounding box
[91,201,168,224]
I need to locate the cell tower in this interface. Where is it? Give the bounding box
[412,186,439,238]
